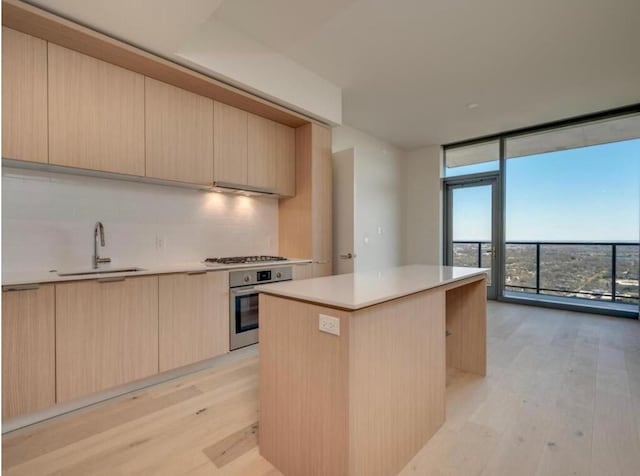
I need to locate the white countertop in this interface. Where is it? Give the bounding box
[2,258,312,287]
[256,264,488,310]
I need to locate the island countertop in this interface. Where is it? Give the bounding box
[256,264,488,310]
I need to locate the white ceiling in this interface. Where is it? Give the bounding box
[29,0,222,54]
[214,0,640,147]
[27,0,640,148]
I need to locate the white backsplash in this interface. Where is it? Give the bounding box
[1,167,279,273]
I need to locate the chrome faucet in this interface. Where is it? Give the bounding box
[92,221,111,269]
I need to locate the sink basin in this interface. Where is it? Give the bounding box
[57,267,145,277]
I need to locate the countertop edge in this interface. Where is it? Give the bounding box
[256,268,488,311]
[2,259,313,287]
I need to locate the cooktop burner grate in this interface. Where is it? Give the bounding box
[204,255,288,265]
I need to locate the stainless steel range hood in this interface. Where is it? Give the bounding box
[2,158,281,198]
[212,181,279,197]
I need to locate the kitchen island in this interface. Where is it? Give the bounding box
[256,264,488,476]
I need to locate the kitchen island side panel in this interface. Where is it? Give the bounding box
[445,276,487,376]
[259,294,351,476]
[348,289,446,476]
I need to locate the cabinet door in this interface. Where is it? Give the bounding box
[292,264,314,281]
[159,272,229,372]
[214,101,248,185]
[279,123,332,273]
[275,122,296,197]
[248,114,277,190]
[312,124,333,276]
[2,28,48,164]
[55,276,158,403]
[2,285,55,419]
[48,44,145,175]
[145,78,213,185]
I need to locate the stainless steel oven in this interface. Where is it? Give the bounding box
[229,266,292,350]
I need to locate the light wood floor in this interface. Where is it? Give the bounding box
[3,302,640,475]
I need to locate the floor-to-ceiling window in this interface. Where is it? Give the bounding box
[443,107,640,317]
[443,140,500,298]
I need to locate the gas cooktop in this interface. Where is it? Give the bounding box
[204,256,289,266]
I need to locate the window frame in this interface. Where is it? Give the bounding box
[441,103,640,319]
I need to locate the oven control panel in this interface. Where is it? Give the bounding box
[229,266,292,287]
[257,270,271,282]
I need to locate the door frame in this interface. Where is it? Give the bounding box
[443,172,503,300]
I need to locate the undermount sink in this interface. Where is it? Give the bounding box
[57,267,145,277]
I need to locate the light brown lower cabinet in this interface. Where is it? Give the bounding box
[159,272,229,372]
[55,276,159,403]
[2,285,55,419]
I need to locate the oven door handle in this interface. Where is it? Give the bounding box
[231,288,258,296]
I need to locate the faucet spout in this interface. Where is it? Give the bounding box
[97,222,105,246]
[92,221,111,269]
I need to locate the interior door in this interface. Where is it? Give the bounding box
[445,177,499,299]
[332,149,355,274]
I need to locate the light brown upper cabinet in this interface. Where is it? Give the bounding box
[55,276,159,403]
[248,113,277,191]
[214,101,248,185]
[2,27,48,164]
[48,44,145,175]
[214,103,293,195]
[2,285,55,419]
[275,122,296,197]
[158,271,229,372]
[145,78,214,185]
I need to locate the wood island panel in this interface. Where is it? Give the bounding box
[445,276,487,375]
[348,289,446,476]
[259,273,487,476]
[259,294,350,476]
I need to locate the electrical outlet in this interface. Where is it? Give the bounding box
[319,314,340,336]
[155,236,166,250]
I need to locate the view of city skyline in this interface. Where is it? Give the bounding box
[450,136,639,307]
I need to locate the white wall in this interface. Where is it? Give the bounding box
[176,18,342,125]
[332,126,405,272]
[1,168,278,273]
[402,146,442,265]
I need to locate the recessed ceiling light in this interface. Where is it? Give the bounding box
[466,103,479,109]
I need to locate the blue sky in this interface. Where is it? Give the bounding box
[452,138,640,242]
